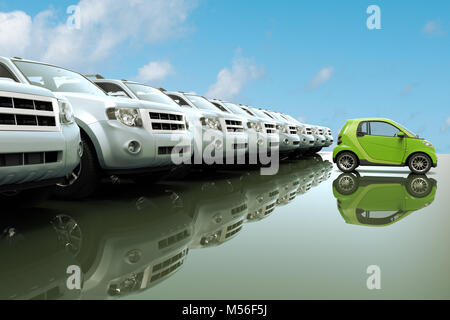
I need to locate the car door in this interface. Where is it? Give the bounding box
[356,121,406,163]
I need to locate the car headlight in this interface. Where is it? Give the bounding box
[200,117,222,131]
[423,141,433,147]
[297,126,306,134]
[247,121,263,133]
[106,107,143,127]
[58,99,75,125]
[276,125,288,133]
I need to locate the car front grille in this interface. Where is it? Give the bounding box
[264,123,276,134]
[150,249,188,283]
[0,151,61,167]
[158,146,190,155]
[305,127,313,135]
[0,95,59,131]
[289,126,297,134]
[158,229,190,250]
[265,203,276,216]
[225,219,244,239]
[224,119,244,133]
[149,111,186,133]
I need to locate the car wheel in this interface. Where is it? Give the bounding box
[408,153,432,174]
[406,174,433,198]
[336,152,359,172]
[54,135,100,200]
[334,173,360,195]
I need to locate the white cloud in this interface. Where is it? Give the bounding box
[205,50,265,100]
[135,61,175,83]
[441,117,450,132]
[0,11,32,57]
[0,0,196,70]
[309,66,334,90]
[422,19,445,36]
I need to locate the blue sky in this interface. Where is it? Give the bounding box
[1,0,449,151]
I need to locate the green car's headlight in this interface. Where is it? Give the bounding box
[58,99,75,125]
[423,141,433,147]
[107,107,143,127]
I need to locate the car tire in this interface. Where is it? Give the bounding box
[334,173,360,195]
[408,153,432,175]
[405,174,434,198]
[336,152,359,173]
[54,135,101,200]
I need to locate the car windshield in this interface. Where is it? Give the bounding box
[395,122,418,137]
[13,60,106,96]
[250,108,274,120]
[224,103,250,116]
[185,94,218,112]
[125,83,178,106]
[266,111,285,121]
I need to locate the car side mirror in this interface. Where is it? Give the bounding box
[397,132,405,138]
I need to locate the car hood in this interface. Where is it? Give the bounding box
[0,81,56,99]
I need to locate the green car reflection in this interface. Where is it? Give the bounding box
[333,173,437,227]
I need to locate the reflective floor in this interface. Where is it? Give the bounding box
[1,153,449,300]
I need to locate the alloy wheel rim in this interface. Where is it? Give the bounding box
[411,155,429,173]
[339,155,355,170]
[51,214,82,256]
[410,177,429,195]
[338,176,355,192]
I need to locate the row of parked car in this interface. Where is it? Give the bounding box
[0,56,333,199]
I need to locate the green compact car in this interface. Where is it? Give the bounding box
[333,118,437,174]
[333,173,437,227]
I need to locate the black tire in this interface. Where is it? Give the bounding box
[408,153,432,175]
[333,173,360,195]
[336,151,359,173]
[405,174,433,198]
[53,135,101,200]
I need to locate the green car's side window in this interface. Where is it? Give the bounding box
[357,121,369,136]
[368,121,400,137]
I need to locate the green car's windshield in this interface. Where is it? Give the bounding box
[125,83,178,106]
[13,60,106,97]
[185,94,219,112]
[396,123,418,138]
[224,103,250,116]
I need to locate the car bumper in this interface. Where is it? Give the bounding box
[279,133,301,153]
[298,134,316,149]
[0,123,81,187]
[89,120,194,170]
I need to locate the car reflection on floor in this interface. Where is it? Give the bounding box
[0,155,333,300]
[332,173,437,227]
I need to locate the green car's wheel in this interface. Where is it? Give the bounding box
[336,152,359,173]
[334,173,359,195]
[406,174,433,198]
[408,153,432,174]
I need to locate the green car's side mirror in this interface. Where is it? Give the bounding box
[397,132,405,138]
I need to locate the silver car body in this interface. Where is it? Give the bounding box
[242,105,300,153]
[0,80,80,190]
[165,91,249,161]
[1,57,191,174]
[275,112,316,151]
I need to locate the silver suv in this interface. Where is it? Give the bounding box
[267,111,316,154]
[209,99,271,159]
[240,105,300,154]
[0,57,191,198]
[165,91,249,164]
[0,78,81,203]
